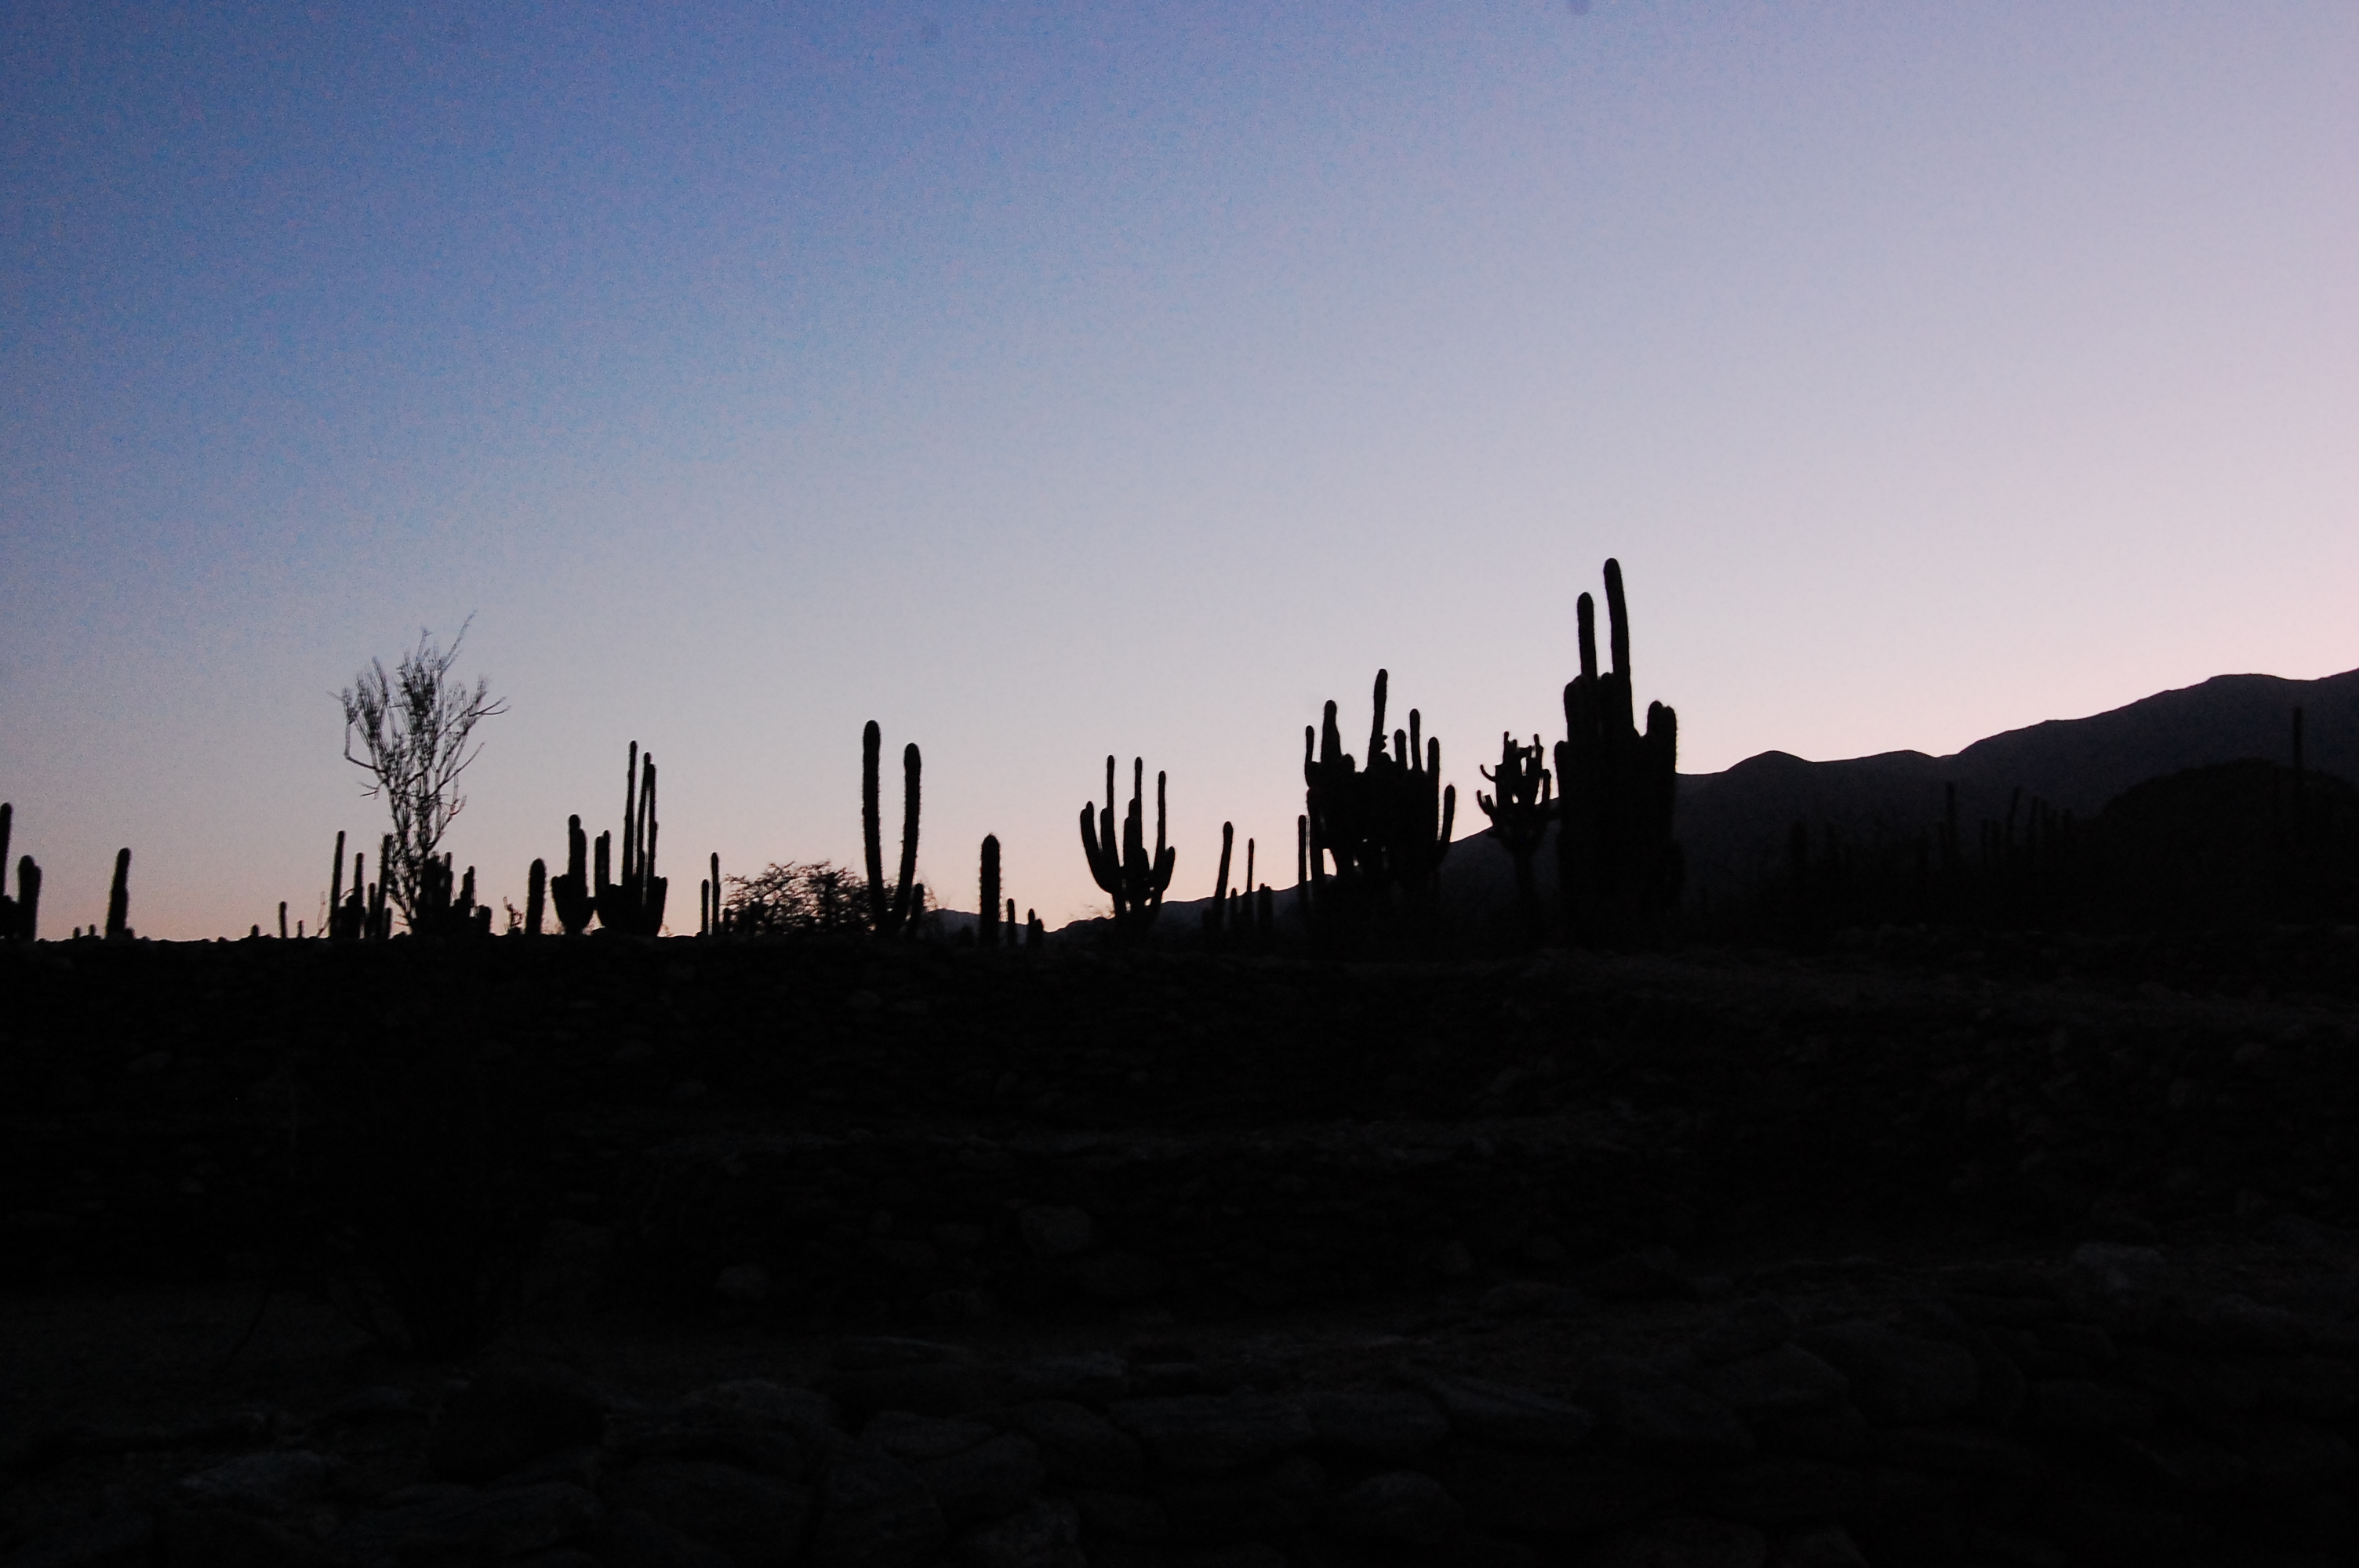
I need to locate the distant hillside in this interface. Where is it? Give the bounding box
[1419,667,2359,920]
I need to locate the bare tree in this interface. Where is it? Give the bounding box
[340,621,507,928]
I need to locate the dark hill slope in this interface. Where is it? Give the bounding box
[1670,667,2359,904]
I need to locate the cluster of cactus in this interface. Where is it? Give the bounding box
[410,853,493,938]
[970,836,1045,949]
[326,830,395,939]
[594,742,668,937]
[547,817,595,935]
[1303,670,1456,935]
[0,804,41,942]
[1201,822,1274,942]
[863,722,924,938]
[1555,560,1681,942]
[698,852,729,937]
[1478,731,1554,933]
[1081,757,1175,939]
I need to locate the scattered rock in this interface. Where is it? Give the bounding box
[1019,1207,1095,1259]
[805,1447,946,1568]
[1694,1300,1795,1365]
[860,1413,994,1462]
[1299,1388,1450,1460]
[1009,1354,1129,1406]
[174,1450,332,1513]
[1688,1344,1850,1421]
[1478,1280,1585,1318]
[1327,1470,1460,1544]
[1157,1454,1325,1545]
[958,1497,1085,1568]
[326,1482,603,1568]
[1001,1402,1144,1492]
[428,1369,610,1484]
[1596,1515,1768,1568]
[603,1461,812,1566]
[1418,1375,1595,1450]
[1794,1324,1979,1426]
[912,1432,1045,1523]
[1108,1395,1311,1472]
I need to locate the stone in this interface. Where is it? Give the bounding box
[2110,1428,2249,1494]
[1009,1353,1129,1405]
[604,1460,812,1566]
[834,1338,975,1370]
[914,1432,1045,1523]
[175,1450,332,1512]
[1020,1206,1095,1258]
[1417,1375,1595,1450]
[806,1447,947,1568]
[1771,1523,1871,1567]
[325,1482,603,1568]
[1595,1516,1768,1568]
[1590,1247,1688,1301]
[158,1506,318,1568]
[1872,1427,2045,1481]
[1299,1388,1450,1460]
[861,1412,994,1461]
[1689,1458,1867,1523]
[428,1368,610,1483]
[1478,1281,1584,1318]
[1794,1324,1979,1426]
[493,1446,602,1491]
[1186,1548,1290,1568]
[678,1380,841,1439]
[2232,1417,2359,1494]
[1694,1299,1795,1365]
[820,1363,1002,1424]
[2061,1243,2168,1318]
[1108,1395,1312,1472]
[1690,1345,1849,1421]
[2022,1379,2168,1435]
[1328,1470,1460,1544]
[1156,1454,1325,1545]
[589,1508,736,1568]
[1076,1252,1169,1302]
[1001,1401,1145,1492]
[1583,1366,1753,1464]
[318,1387,421,1426]
[609,1409,805,1479]
[1067,1488,1171,1544]
[714,1263,771,1304]
[1440,1446,1681,1535]
[8,1510,155,1568]
[959,1497,1085,1568]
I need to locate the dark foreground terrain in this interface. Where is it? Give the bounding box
[5,928,2359,1567]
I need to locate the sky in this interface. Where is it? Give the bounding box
[2,1,2354,938]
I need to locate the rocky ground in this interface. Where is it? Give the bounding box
[4,927,2358,1566]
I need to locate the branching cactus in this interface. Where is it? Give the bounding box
[1303,670,1456,939]
[547,815,594,935]
[1554,558,1682,943]
[595,743,669,936]
[1478,731,1554,931]
[1081,756,1175,940]
[862,722,923,938]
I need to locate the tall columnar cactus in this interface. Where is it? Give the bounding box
[979,834,1001,949]
[410,853,491,938]
[1303,670,1456,938]
[1554,559,1681,943]
[548,815,594,935]
[1478,731,1554,931]
[525,859,547,937]
[863,722,923,938]
[104,848,132,942]
[595,743,669,936]
[1203,822,1236,937]
[0,804,36,942]
[1081,756,1176,940]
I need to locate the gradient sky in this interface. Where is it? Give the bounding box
[4,1,2355,938]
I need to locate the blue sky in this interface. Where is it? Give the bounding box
[4,2,2355,936]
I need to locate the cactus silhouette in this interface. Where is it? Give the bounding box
[862,722,923,938]
[525,858,547,936]
[549,815,594,935]
[1478,731,1554,934]
[1303,670,1456,943]
[594,743,668,936]
[104,848,131,941]
[980,834,1001,949]
[1081,756,1176,940]
[1554,559,1681,943]
[0,804,36,942]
